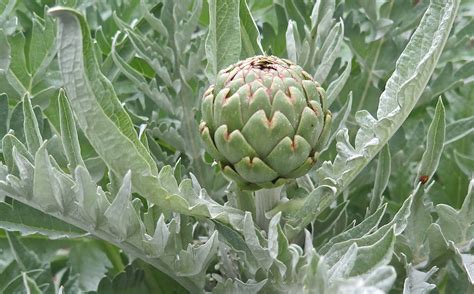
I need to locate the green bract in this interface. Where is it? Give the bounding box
[200,55,332,190]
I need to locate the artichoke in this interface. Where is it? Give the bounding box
[200,56,331,190]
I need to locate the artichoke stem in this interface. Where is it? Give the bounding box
[255,186,282,230]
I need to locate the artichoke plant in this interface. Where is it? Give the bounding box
[200,55,332,190]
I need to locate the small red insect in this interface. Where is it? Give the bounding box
[419,175,429,184]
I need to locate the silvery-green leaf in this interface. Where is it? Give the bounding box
[444,116,474,146]
[104,170,142,242]
[436,179,474,245]
[426,223,450,264]
[2,133,33,175]
[242,212,273,270]
[404,188,433,260]
[175,232,218,277]
[453,150,474,178]
[205,0,241,81]
[49,7,159,189]
[110,32,174,114]
[303,252,327,294]
[313,21,344,83]
[21,272,41,294]
[6,231,41,270]
[327,243,357,282]
[33,143,63,212]
[0,93,8,141]
[143,214,169,257]
[22,95,42,155]
[0,29,10,71]
[326,61,352,107]
[286,21,298,63]
[368,144,391,215]
[58,89,85,173]
[415,98,446,186]
[29,13,56,80]
[212,277,266,294]
[324,92,352,152]
[0,0,16,26]
[11,147,34,196]
[239,0,263,57]
[0,200,85,239]
[350,228,395,276]
[403,265,437,294]
[74,166,110,229]
[68,242,112,292]
[293,0,459,233]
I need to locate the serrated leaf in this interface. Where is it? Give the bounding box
[205,0,241,81]
[403,265,438,294]
[73,165,110,229]
[104,170,142,241]
[175,232,218,278]
[33,142,63,212]
[49,7,159,191]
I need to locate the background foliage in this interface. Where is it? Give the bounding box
[0,0,473,293]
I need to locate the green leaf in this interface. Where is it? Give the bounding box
[436,179,474,245]
[0,200,85,238]
[103,170,142,242]
[58,89,85,172]
[0,93,8,142]
[33,142,64,212]
[293,0,460,234]
[239,0,263,57]
[69,241,112,292]
[326,61,352,107]
[6,232,42,271]
[404,188,433,261]
[0,0,16,26]
[416,98,446,185]
[205,0,241,81]
[28,14,56,79]
[369,144,391,214]
[313,21,344,83]
[22,95,43,155]
[403,265,437,294]
[49,7,159,191]
[444,116,474,146]
[2,133,32,175]
[22,272,42,294]
[0,29,9,71]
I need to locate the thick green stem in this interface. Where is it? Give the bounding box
[255,187,282,230]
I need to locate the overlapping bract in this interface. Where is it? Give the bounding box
[200,56,331,189]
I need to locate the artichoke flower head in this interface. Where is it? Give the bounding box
[200,55,332,190]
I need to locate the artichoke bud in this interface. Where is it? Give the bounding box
[200,55,331,190]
